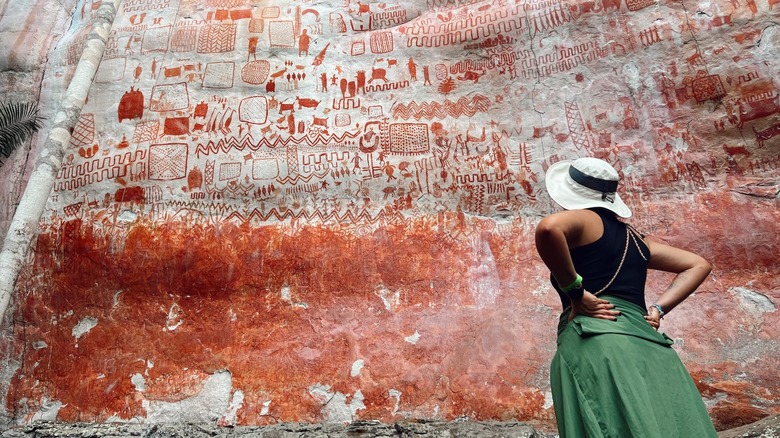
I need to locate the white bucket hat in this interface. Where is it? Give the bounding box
[544,157,632,218]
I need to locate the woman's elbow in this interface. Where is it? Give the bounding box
[695,257,712,278]
[535,218,561,245]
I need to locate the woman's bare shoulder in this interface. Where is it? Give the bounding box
[537,209,603,247]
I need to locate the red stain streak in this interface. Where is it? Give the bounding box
[7,200,780,427]
[9,218,554,425]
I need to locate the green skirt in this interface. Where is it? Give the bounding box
[550,296,717,438]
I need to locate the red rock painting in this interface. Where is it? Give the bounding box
[2,0,780,431]
[118,87,144,122]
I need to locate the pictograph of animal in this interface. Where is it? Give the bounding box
[722,143,751,157]
[457,69,485,83]
[753,122,780,147]
[164,66,181,78]
[727,96,780,128]
[368,67,388,83]
[533,124,556,138]
[296,97,321,109]
[278,101,295,114]
[353,1,370,15]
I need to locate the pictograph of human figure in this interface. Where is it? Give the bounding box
[407,58,418,81]
[352,153,363,170]
[320,72,328,91]
[423,65,432,85]
[383,162,397,181]
[298,29,310,57]
[248,37,258,61]
[356,71,366,94]
[125,34,138,54]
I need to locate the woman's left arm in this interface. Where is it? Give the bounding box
[645,238,712,323]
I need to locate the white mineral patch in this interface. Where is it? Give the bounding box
[112,290,123,311]
[544,391,554,409]
[131,373,145,392]
[308,384,365,423]
[281,284,308,309]
[375,285,400,311]
[621,61,641,97]
[72,316,98,340]
[260,400,271,416]
[404,331,421,344]
[281,284,292,301]
[165,303,183,331]
[144,370,232,423]
[221,389,245,426]
[27,397,62,423]
[389,389,402,416]
[732,286,776,317]
[350,359,364,377]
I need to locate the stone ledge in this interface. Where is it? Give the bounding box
[2,417,780,438]
[0,420,555,438]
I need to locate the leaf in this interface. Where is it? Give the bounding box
[0,101,44,160]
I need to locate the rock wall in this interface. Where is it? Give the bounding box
[0,0,778,431]
[0,0,80,244]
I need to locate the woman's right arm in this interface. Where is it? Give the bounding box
[534,212,581,288]
[535,211,620,321]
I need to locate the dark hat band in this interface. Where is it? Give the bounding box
[569,165,619,194]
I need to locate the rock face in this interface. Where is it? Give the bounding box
[0,0,778,432]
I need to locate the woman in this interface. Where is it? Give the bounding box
[534,157,717,437]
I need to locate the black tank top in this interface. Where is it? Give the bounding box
[551,208,650,310]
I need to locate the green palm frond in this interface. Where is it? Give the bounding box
[0,101,44,160]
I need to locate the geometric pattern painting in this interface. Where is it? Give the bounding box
[219,162,242,181]
[133,120,160,144]
[241,60,270,85]
[387,123,429,155]
[268,21,295,47]
[148,143,188,180]
[171,25,198,52]
[252,158,279,180]
[692,74,727,103]
[141,26,171,54]
[69,114,95,149]
[197,23,236,53]
[238,96,268,124]
[203,62,235,88]
[149,83,189,112]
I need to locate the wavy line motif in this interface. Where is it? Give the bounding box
[391,95,492,120]
[224,207,403,226]
[276,169,330,184]
[195,131,362,157]
[164,200,235,214]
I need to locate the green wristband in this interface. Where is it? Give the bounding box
[561,274,583,293]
